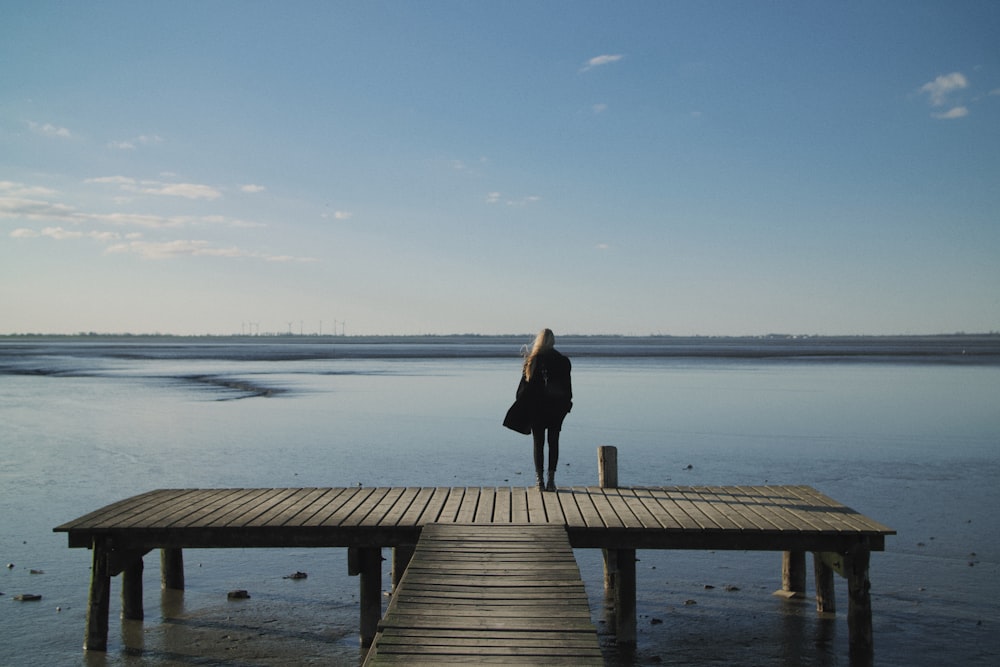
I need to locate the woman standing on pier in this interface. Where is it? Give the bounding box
[516,328,572,491]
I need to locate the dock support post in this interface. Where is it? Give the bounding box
[845,543,874,663]
[774,550,806,598]
[615,548,637,648]
[349,547,383,649]
[161,548,184,590]
[84,538,111,652]
[121,557,144,621]
[813,552,836,613]
[391,545,414,593]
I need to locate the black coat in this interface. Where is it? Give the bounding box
[516,349,573,430]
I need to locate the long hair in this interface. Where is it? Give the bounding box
[523,328,555,381]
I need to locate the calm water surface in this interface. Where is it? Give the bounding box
[1,337,997,666]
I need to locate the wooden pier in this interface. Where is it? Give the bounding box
[54,457,894,664]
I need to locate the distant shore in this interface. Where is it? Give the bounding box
[2,332,998,364]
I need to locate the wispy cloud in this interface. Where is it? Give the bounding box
[28,121,71,138]
[85,176,223,200]
[104,239,316,262]
[0,195,257,229]
[4,180,310,263]
[932,106,969,120]
[580,54,624,73]
[592,103,608,114]
[485,192,540,207]
[240,184,266,193]
[919,72,969,119]
[109,134,164,150]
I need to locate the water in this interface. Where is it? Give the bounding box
[1,335,998,666]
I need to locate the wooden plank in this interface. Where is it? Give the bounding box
[455,487,481,523]
[316,487,378,527]
[473,488,496,523]
[567,487,604,529]
[412,487,451,525]
[682,487,744,531]
[493,486,511,523]
[380,487,423,527]
[436,487,466,523]
[634,487,702,530]
[510,487,529,523]
[297,487,355,526]
[360,487,408,527]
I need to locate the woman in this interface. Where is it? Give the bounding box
[516,328,573,491]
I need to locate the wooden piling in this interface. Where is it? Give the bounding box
[160,548,184,590]
[391,545,414,592]
[121,556,144,621]
[349,547,383,648]
[775,550,806,598]
[83,539,111,651]
[814,552,836,613]
[598,445,636,647]
[846,543,874,662]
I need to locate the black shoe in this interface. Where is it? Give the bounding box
[545,473,556,492]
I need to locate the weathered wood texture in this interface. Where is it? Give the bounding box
[55,485,894,553]
[363,523,603,666]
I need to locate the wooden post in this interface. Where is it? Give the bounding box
[615,548,637,648]
[121,556,144,621]
[160,548,184,590]
[598,445,618,488]
[599,446,619,597]
[598,446,635,646]
[84,539,111,651]
[391,545,414,592]
[774,550,806,598]
[845,543,874,663]
[349,547,383,648]
[813,552,836,613]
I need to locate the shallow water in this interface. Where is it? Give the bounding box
[1,336,997,666]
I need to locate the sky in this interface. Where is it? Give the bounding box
[2,1,998,336]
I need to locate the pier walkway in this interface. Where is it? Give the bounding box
[363,523,603,665]
[55,482,894,662]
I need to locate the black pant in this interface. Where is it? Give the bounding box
[532,426,559,473]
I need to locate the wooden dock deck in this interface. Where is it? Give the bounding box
[54,483,894,662]
[363,523,603,665]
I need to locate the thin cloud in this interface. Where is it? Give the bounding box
[87,175,223,200]
[109,134,164,150]
[28,121,71,138]
[104,239,316,262]
[241,184,266,193]
[485,192,540,206]
[580,54,624,73]
[932,106,969,120]
[592,103,608,114]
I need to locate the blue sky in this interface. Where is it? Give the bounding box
[2,1,998,336]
